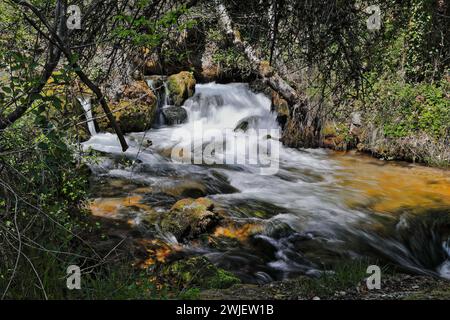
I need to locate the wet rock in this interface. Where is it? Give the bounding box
[204,171,239,195]
[142,139,153,148]
[160,256,240,290]
[145,75,167,90]
[142,192,179,209]
[161,106,188,125]
[94,81,157,133]
[160,197,221,241]
[167,71,196,106]
[264,220,297,239]
[162,180,207,198]
[234,116,264,132]
[223,199,286,219]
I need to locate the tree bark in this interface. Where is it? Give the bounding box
[214,1,321,148]
[214,1,305,110]
[0,1,64,130]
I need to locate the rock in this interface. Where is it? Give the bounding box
[320,121,357,151]
[264,220,296,239]
[94,81,157,133]
[142,139,153,148]
[351,112,362,127]
[161,106,188,125]
[162,180,207,198]
[271,91,289,129]
[223,199,285,219]
[160,197,221,241]
[167,71,196,106]
[160,256,240,290]
[350,112,363,137]
[145,75,167,91]
[234,116,263,132]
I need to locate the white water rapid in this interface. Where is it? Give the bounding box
[82,82,450,283]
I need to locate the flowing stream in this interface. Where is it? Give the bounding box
[78,96,97,136]
[82,83,450,283]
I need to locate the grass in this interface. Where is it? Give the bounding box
[298,259,390,297]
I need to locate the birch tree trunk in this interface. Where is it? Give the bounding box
[215,1,320,147]
[214,1,304,110]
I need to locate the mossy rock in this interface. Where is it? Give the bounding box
[167,71,196,106]
[42,78,92,142]
[161,256,240,290]
[320,121,356,151]
[94,81,157,133]
[160,197,220,241]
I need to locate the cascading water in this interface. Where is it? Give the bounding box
[82,82,450,283]
[146,77,173,126]
[78,96,97,136]
[438,240,450,279]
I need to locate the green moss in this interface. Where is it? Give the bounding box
[297,259,379,297]
[209,269,241,289]
[95,98,157,133]
[178,288,201,300]
[161,256,240,290]
[167,71,196,106]
[160,197,219,240]
[93,81,157,134]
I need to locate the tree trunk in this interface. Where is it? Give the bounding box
[215,1,303,107]
[3,0,129,152]
[215,1,320,147]
[0,1,64,130]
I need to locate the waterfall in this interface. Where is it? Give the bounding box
[146,77,168,125]
[78,96,97,136]
[81,82,450,282]
[438,240,450,279]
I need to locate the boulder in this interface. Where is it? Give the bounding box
[162,106,188,125]
[167,71,196,106]
[160,197,221,241]
[95,81,157,133]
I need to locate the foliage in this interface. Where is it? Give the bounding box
[383,83,449,139]
[159,256,241,291]
[364,78,450,139]
[299,260,389,297]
